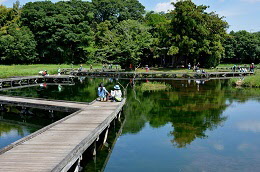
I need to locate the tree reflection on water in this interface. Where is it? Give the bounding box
[123,79,260,148]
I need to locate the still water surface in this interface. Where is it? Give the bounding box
[0,78,260,171]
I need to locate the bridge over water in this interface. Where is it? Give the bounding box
[0,95,125,172]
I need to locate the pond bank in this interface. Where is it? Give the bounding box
[232,72,260,87]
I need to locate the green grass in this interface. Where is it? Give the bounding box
[139,82,171,91]
[0,64,102,78]
[231,71,260,88]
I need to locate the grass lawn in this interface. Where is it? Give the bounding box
[0,64,102,78]
[231,71,260,88]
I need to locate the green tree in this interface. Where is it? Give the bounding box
[21,0,94,64]
[168,0,228,67]
[0,3,37,64]
[0,23,37,64]
[233,31,259,63]
[144,12,171,66]
[92,0,145,23]
[95,20,153,68]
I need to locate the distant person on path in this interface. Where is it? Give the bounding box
[196,62,200,68]
[90,64,93,71]
[58,67,61,75]
[111,85,122,102]
[250,63,255,72]
[42,70,48,76]
[98,82,109,101]
[188,63,191,70]
[232,64,236,72]
[78,64,83,72]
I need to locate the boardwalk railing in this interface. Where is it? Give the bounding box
[0,75,75,90]
[70,71,254,79]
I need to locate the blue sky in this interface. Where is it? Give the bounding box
[1,0,260,32]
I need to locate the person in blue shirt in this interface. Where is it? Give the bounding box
[98,82,109,101]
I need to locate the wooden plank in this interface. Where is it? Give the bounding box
[0,98,125,172]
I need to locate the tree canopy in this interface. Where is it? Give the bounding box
[0,0,259,67]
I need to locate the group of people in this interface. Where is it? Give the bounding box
[187,62,201,72]
[39,70,49,76]
[102,64,119,71]
[232,63,255,72]
[98,83,122,102]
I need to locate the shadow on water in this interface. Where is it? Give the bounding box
[0,106,71,149]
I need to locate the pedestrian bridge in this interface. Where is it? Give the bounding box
[0,95,125,172]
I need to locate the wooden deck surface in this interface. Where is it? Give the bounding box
[0,95,88,109]
[0,75,75,82]
[0,97,125,172]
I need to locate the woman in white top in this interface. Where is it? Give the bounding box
[111,85,122,102]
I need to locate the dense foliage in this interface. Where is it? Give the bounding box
[223,30,260,64]
[0,0,259,67]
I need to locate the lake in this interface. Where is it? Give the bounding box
[1,78,260,171]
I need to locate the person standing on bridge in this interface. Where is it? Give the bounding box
[98,82,109,101]
[78,64,83,72]
[58,67,61,75]
[250,63,255,72]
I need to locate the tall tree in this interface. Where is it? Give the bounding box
[0,4,37,64]
[92,0,145,23]
[0,24,37,64]
[21,0,94,64]
[145,12,171,66]
[95,20,152,68]
[168,0,228,67]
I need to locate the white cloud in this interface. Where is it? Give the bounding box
[154,0,177,12]
[0,0,8,4]
[241,0,260,2]
[218,10,244,17]
[213,143,224,150]
[237,121,260,132]
[237,143,250,151]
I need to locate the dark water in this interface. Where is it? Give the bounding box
[0,77,114,102]
[0,106,71,149]
[1,78,260,171]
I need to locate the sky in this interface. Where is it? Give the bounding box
[1,0,260,32]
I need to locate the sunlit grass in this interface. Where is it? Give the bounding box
[231,71,260,88]
[139,82,171,91]
[0,64,102,78]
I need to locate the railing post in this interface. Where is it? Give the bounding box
[74,155,83,172]
[103,125,110,145]
[118,112,121,122]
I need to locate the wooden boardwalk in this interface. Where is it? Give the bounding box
[0,75,75,90]
[0,95,87,112]
[70,71,254,79]
[0,96,125,172]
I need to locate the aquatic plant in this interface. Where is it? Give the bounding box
[139,82,171,91]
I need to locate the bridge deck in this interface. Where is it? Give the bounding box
[71,71,254,78]
[0,95,87,112]
[0,97,125,172]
